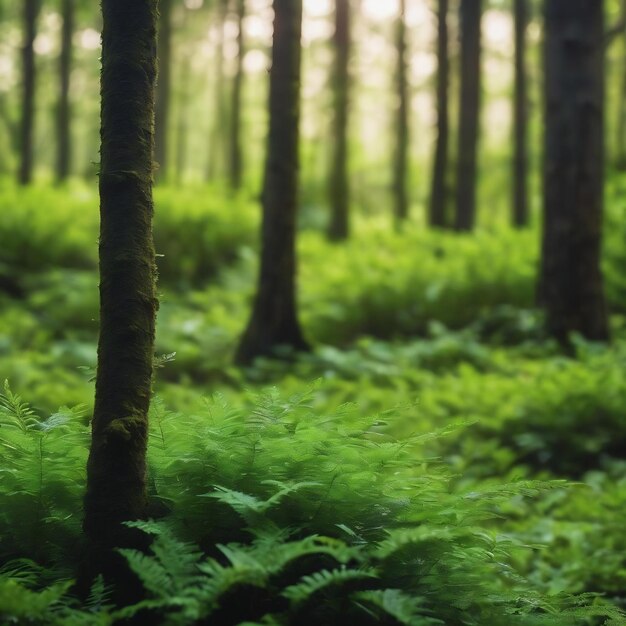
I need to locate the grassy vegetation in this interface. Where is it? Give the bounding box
[1,184,625,624]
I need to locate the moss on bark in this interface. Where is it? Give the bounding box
[83,0,159,586]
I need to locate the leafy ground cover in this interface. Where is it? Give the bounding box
[0,184,625,624]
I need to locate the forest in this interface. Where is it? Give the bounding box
[0,0,626,624]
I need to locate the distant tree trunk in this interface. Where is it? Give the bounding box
[155,0,172,183]
[512,0,529,227]
[56,0,73,183]
[19,0,40,186]
[539,0,609,344]
[176,55,191,184]
[615,0,626,170]
[235,0,308,365]
[430,0,449,228]
[229,0,245,190]
[327,0,350,241]
[84,0,159,584]
[454,0,482,232]
[207,0,227,182]
[392,0,409,225]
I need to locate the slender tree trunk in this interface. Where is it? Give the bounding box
[327,0,350,241]
[56,0,73,183]
[454,0,482,232]
[539,0,608,344]
[392,0,409,225]
[176,55,191,184]
[235,0,308,365]
[430,0,450,228]
[155,0,172,183]
[207,0,227,182]
[19,0,39,186]
[229,0,245,190]
[615,0,626,170]
[84,0,159,585]
[512,0,529,227]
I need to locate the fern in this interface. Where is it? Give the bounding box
[354,589,442,626]
[282,567,378,605]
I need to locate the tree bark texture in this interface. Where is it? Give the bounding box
[454,0,482,232]
[393,0,409,225]
[84,0,159,556]
[328,0,350,241]
[155,0,172,182]
[540,0,609,343]
[229,0,245,190]
[235,0,308,365]
[19,0,39,185]
[430,0,449,228]
[513,0,529,227]
[56,0,73,183]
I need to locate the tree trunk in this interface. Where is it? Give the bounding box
[615,0,626,170]
[84,0,159,582]
[235,0,308,365]
[454,0,482,232]
[392,0,409,225]
[539,0,609,344]
[327,0,350,241]
[430,0,450,228]
[155,0,172,183]
[229,0,245,191]
[19,0,39,186]
[207,0,227,182]
[176,55,191,184]
[56,0,73,183]
[512,0,529,227]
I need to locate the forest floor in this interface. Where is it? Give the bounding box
[0,183,625,624]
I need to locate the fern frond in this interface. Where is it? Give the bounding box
[354,589,442,626]
[282,567,378,605]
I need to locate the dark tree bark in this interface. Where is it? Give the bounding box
[207,0,227,181]
[84,0,159,579]
[327,0,350,241]
[155,0,172,183]
[235,0,308,365]
[539,0,609,344]
[429,0,449,228]
[19,0,40,186]
[229,0,245,190]
[454,0,482,232]
[512,0,529,227]
[392,0,409,225]
[56,0,74,183]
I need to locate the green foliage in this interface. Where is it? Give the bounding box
[0,386,624,625]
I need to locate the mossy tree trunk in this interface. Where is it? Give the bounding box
[19,0,40,186]
[155,0,172,183]
[539,0,609,344]
[235,0,308,365]
[229,0,245,191]
[56,0,73,183]
[512,0,529,227]
[327,0,350,241]
[392,0,409,226]
[454,0,482,232]
[83,0,159,587]
[430,0,449,228]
